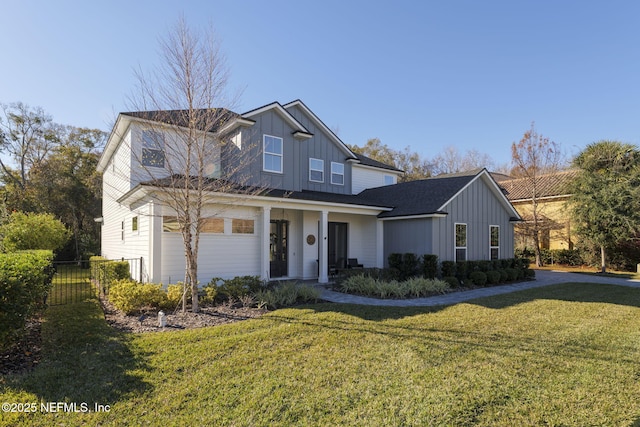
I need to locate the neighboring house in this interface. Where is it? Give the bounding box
[499,170,578,250]
[97,100,520,285]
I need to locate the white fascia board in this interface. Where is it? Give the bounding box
[351,162,404,175]
[219,117,256,134]
[119,184,391,216]
[282,100,356,158]
[437,169,521,220]
[97,114,130,173]
[241,102,310,134]
[292,131,313,140]
[379,213,448,221]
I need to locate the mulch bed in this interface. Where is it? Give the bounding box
[0,317,43,376]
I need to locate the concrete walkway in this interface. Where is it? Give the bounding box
[316,270,640,307]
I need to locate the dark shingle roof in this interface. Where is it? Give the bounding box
[500,170,578,201]
[353,153,404,172]
[358,170,480,218]
[122,109,239,132]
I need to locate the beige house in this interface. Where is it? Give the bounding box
[498,170,578,251]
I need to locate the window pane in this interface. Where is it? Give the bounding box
[132,216,138,232]
[200,217,224,233]
[456,248,467,261]
[310,169,324,182]
[142,148,165,167]
[163,216,180,233]
[331,172,344,185]
[331,162,344,185]
[384,175,394,185]
[264,135,282,154]
[490,226,499,247]
[491,248,499,260]
[264,153,281,172]
[142,130,164,149]
[232,219,254,234]
[456,224,467,247]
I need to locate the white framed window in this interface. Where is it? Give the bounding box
[232,218,255,234]
[263,135,283,173]
[384,175,395,186]
[490,225,500,260]
[309,158,324,182]
[455,223,467,261]
[199,217,224,233]
[141,130,165,168]
[331,162,344,185]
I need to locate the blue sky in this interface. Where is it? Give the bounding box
[1,1,638,167]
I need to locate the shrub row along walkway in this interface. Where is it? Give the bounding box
[317,270,640,307]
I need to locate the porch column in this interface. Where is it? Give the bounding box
[376,219,384,268]
[318,210,329,283]
[260,207,271,281]
[148,200,162,283]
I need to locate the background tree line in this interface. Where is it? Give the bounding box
[0,102,105,260]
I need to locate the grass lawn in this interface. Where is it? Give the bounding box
[2,282,640,426]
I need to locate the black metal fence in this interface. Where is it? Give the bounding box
[49,258,142,306]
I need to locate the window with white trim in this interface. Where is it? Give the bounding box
[132,216,139,234]
[331,162,344,185]
[455,223,467,261]
[141,130,165,168]
[200,217,224,233]
[384,174,395,186]
[490,225,500,260]
[232,219,254,234]
[309,158,324,182]
[263,135,283,173]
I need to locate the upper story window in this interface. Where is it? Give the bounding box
[141,130,165,168]
[263,135,283,173]
[331,162,344,185]
[384,175,395,186]
[309,158,324,182]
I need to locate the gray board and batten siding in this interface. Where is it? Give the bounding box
[381,173,517,263]
[237,106,353,194]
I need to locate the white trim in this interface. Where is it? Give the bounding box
[490,224,500,260]
[263,134,283,174]
[282,100,356,158]
[455,222,467,262]
[379,213,447,221]
[218,117,255,135]
[309,158,324,183]
[351,162,404,175]
[242,102,310,134]
[293,131,313,140]
[331,162,345,185]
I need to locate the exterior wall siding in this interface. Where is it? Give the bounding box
[383,218,433,266]
[352,165,396,194]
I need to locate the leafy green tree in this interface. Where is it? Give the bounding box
[569,141,640,272]
[0,211,69,252]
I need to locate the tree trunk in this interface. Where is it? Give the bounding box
[600,245,606,273]
[532,232,543,267]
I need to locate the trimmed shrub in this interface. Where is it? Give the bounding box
[218,276,265,300]
[441,261,456,278]
[90,256,130,294]
[339,274,450,299]
[255,282,320,309]
[108,279,168,315]
[486,270,501,285]
[388,253,403,272]
[498,269,509,283]
[456,261,468,281]
[421,254,438,279]
[505,268,519,281]
[524,268,536,279]
[0,250,54,349]
[442,276,460,288]
[166,283,184,308]
[469,271,487,287]
[0,211,69,252]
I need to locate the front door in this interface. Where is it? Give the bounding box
[270,220,288,278]
[328,222,348,271]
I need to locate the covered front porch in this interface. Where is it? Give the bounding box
[259,203,385,284]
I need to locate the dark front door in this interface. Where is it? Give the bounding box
[328,222,348,271]
[270,220,288,278]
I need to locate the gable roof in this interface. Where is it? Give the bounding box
[500,170,578,201]
[358,169,521,220]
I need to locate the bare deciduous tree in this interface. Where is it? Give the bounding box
[510,122,566,267]
[120,17,262,312]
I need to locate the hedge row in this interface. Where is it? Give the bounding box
[90,256,131,295]
[0,250,54,350]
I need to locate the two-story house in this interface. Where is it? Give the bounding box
[97,100,520,285]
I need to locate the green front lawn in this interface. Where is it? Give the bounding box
[2,282,640,426]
